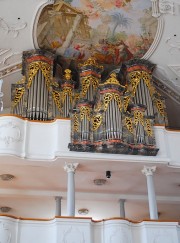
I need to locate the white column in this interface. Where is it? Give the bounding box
[55,196,62,216]
[64,162,79,216]
[142,166,158,220]
[119,199,126,218]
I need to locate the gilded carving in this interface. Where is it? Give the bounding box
[64,69,72,80]
[73,113,79,132]
[125,117,133,134]
[134,110,144,125]
[80,106,91,121]
[103,93,122,111]
[27,61,51,89]
[155,98,165,116]
[92,114,102,131]
[52,90,61,111]
[129,71,141,95]
[61,87,73,104]
[103,73,120,85]
[145,119,153,137]
[129,71,153,96]
[79,57,103,70]
[123,95,130,112]
[16,76,26,84]
[81,76,99,97]
[12,87,25,107]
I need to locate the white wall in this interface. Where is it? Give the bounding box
[0,116,180,167]
[0,216,179,243]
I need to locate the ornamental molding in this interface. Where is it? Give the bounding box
[64,162,79,173]
[0,17,27,38]
[0,63,22,78]
[0,51,22,68]
[168,65,180,79]
[159,0,174,14]
[142,16,164,60]
[0,121,22,146]
[153,77,180,104]
[142,166,156,176]
[166,37,180,55]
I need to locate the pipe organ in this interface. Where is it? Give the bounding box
[11,50,55,120]
[11,50,167,156]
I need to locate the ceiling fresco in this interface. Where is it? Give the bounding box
[37,0,158,65]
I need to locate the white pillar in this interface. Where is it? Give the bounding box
[142,166,158,220]
[55,196,62,216]
[64,162,79,216]
[119,199,126,218]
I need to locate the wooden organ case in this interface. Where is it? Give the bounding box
[11,51,167,156]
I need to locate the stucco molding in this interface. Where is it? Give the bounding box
[0,121,22,146]
[0,17,27,38]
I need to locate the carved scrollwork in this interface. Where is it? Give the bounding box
[80,106,91,121]
[129,71,153,96]
[73,113,79,132]
[64,69,72,80]
[61,87,73,104]
[103,73,120,85]
[159,0,174,14]
[79,57,103,69]
[81,76,99,97]
[28,61,51,88]
[12,87,25,108]
[155,98,165,116]
[52,90,61,111]
[103,93,122,111]
[123,95,131,112]
[0,122,22,146]
[125,117,133,134]
[134,110,144,125]
[92,114,102,131]
[145,119,153,137]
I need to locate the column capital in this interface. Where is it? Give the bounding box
[64,162,79,173]
[55,196,62,201]
[142,166,156,176]
[119,199,126,203]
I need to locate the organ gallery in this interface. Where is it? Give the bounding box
[11,50,167,156]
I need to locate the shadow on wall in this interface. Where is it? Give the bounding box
[165,96,180,129]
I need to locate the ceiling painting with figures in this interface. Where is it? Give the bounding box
[37,0,157,65]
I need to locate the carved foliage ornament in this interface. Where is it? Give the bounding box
[27,61,51,89]
[92,114,102,131]
[103,93,122,111]
[159,0,174,14]
[80,106,91,121]
[0,122,22,146]
[61,87,73,104]
[81,76,99,97]
[52,90,61,111]
[73,113,79,132]
[134,110,144,126]
[0,17,27,38]
[125,116,133,134]
[12,87,25,108]
[129,71,152,96]
[145,119,153,137]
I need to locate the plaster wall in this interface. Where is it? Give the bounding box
[0,216,179,243]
